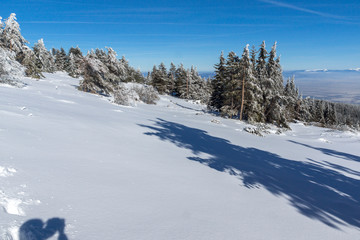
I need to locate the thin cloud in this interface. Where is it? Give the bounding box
[259,0,345,20]
[20,21,280,27]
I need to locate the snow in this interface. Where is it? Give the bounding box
[0,72,360,239]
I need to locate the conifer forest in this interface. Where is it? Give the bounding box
[1,13,359,130]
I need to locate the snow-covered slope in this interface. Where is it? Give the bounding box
[1,72,359,240]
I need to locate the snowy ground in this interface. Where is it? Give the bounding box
[1,72,360,240]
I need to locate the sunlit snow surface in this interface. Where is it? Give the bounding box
[1,72,359,240]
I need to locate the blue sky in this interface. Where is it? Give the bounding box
[1,0,359,71]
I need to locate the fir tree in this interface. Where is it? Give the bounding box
[209,51,226,111]
[33,39,55,73]
[222,51,241,116]
[68,46,83,77]
[240,45,264,122]
[0,47,25,83]
[55,48,69,71]
[1,13,28,54]
[167,62,177,95]
[265,42,286,126]
[16,46,43,79]
[174,64,187,97]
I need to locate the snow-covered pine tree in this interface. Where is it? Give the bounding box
[152,62,168,94]
[256,41,274,121]
[167,62,177,95]
[55,48,69,71]
[1,13,28,54]
[128,68,145,83]
[102,47,122,84]
[209,51,226,111]
[145,71,152,85]
[0,16,3,47]
[284,76,300,120]
[240,44,264,122]
[150,65,161,92]
[221,51,241,117]
[187,66,209,102]
[67,52,77,77]
[250,45,257,74]
[174,64,187,97]
[324,102,338,126]
[79,52,113,95]
[16,46,43,79]
[33,39,55,73]
[0,46,25,84]
[265,42,287,126]
[68,46,84,77]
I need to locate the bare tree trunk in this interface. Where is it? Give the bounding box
[240,73,245,121]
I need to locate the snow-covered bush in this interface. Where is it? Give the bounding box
[0,47,25,86]
[113,83,159,106]
[113,84,136,106]
[132,84,159,104]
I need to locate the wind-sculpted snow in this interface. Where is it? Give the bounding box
[140,118,360,229]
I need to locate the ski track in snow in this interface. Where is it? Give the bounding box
[0,72,360,239]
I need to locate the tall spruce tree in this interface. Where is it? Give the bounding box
[240,45,264,122]
[222,51,241,116]
[174,64,187,97]
[210,51,226,110]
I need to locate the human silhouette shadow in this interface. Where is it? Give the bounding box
[139,118,360,229]
[19,218,68,240]
[289,140,360,162]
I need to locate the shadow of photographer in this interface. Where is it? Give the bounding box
[19,218,68,240]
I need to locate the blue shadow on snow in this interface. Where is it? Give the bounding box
[19,218,68,240]
[139,118,360,229]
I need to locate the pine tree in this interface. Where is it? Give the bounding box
[1,13,28,54]
[0,16,3,47]
[67,53,77,77]
[240,45,264,122]
[222,51,241,116]
[265,42,286,126]
[174,64,187,97]
[250,45,257,74]
[150,65,164,93]
[152,62,168,94]
[68,46,83,77]
[209,51,226,111]
[167,62,177,95]
[33,39,55,73]
[55,48,69,71]
[0,47,25,83]
[16,46,43,79]
[79,53,113,95]
[187,66,209,102]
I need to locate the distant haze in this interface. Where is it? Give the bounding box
[197,70,360,105]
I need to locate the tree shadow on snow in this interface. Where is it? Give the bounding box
[19,218,68,240]
[288,140,360,163]
[139,118,360,229]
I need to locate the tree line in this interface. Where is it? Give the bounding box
[0,13,359,130]
[208,42,359,129]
